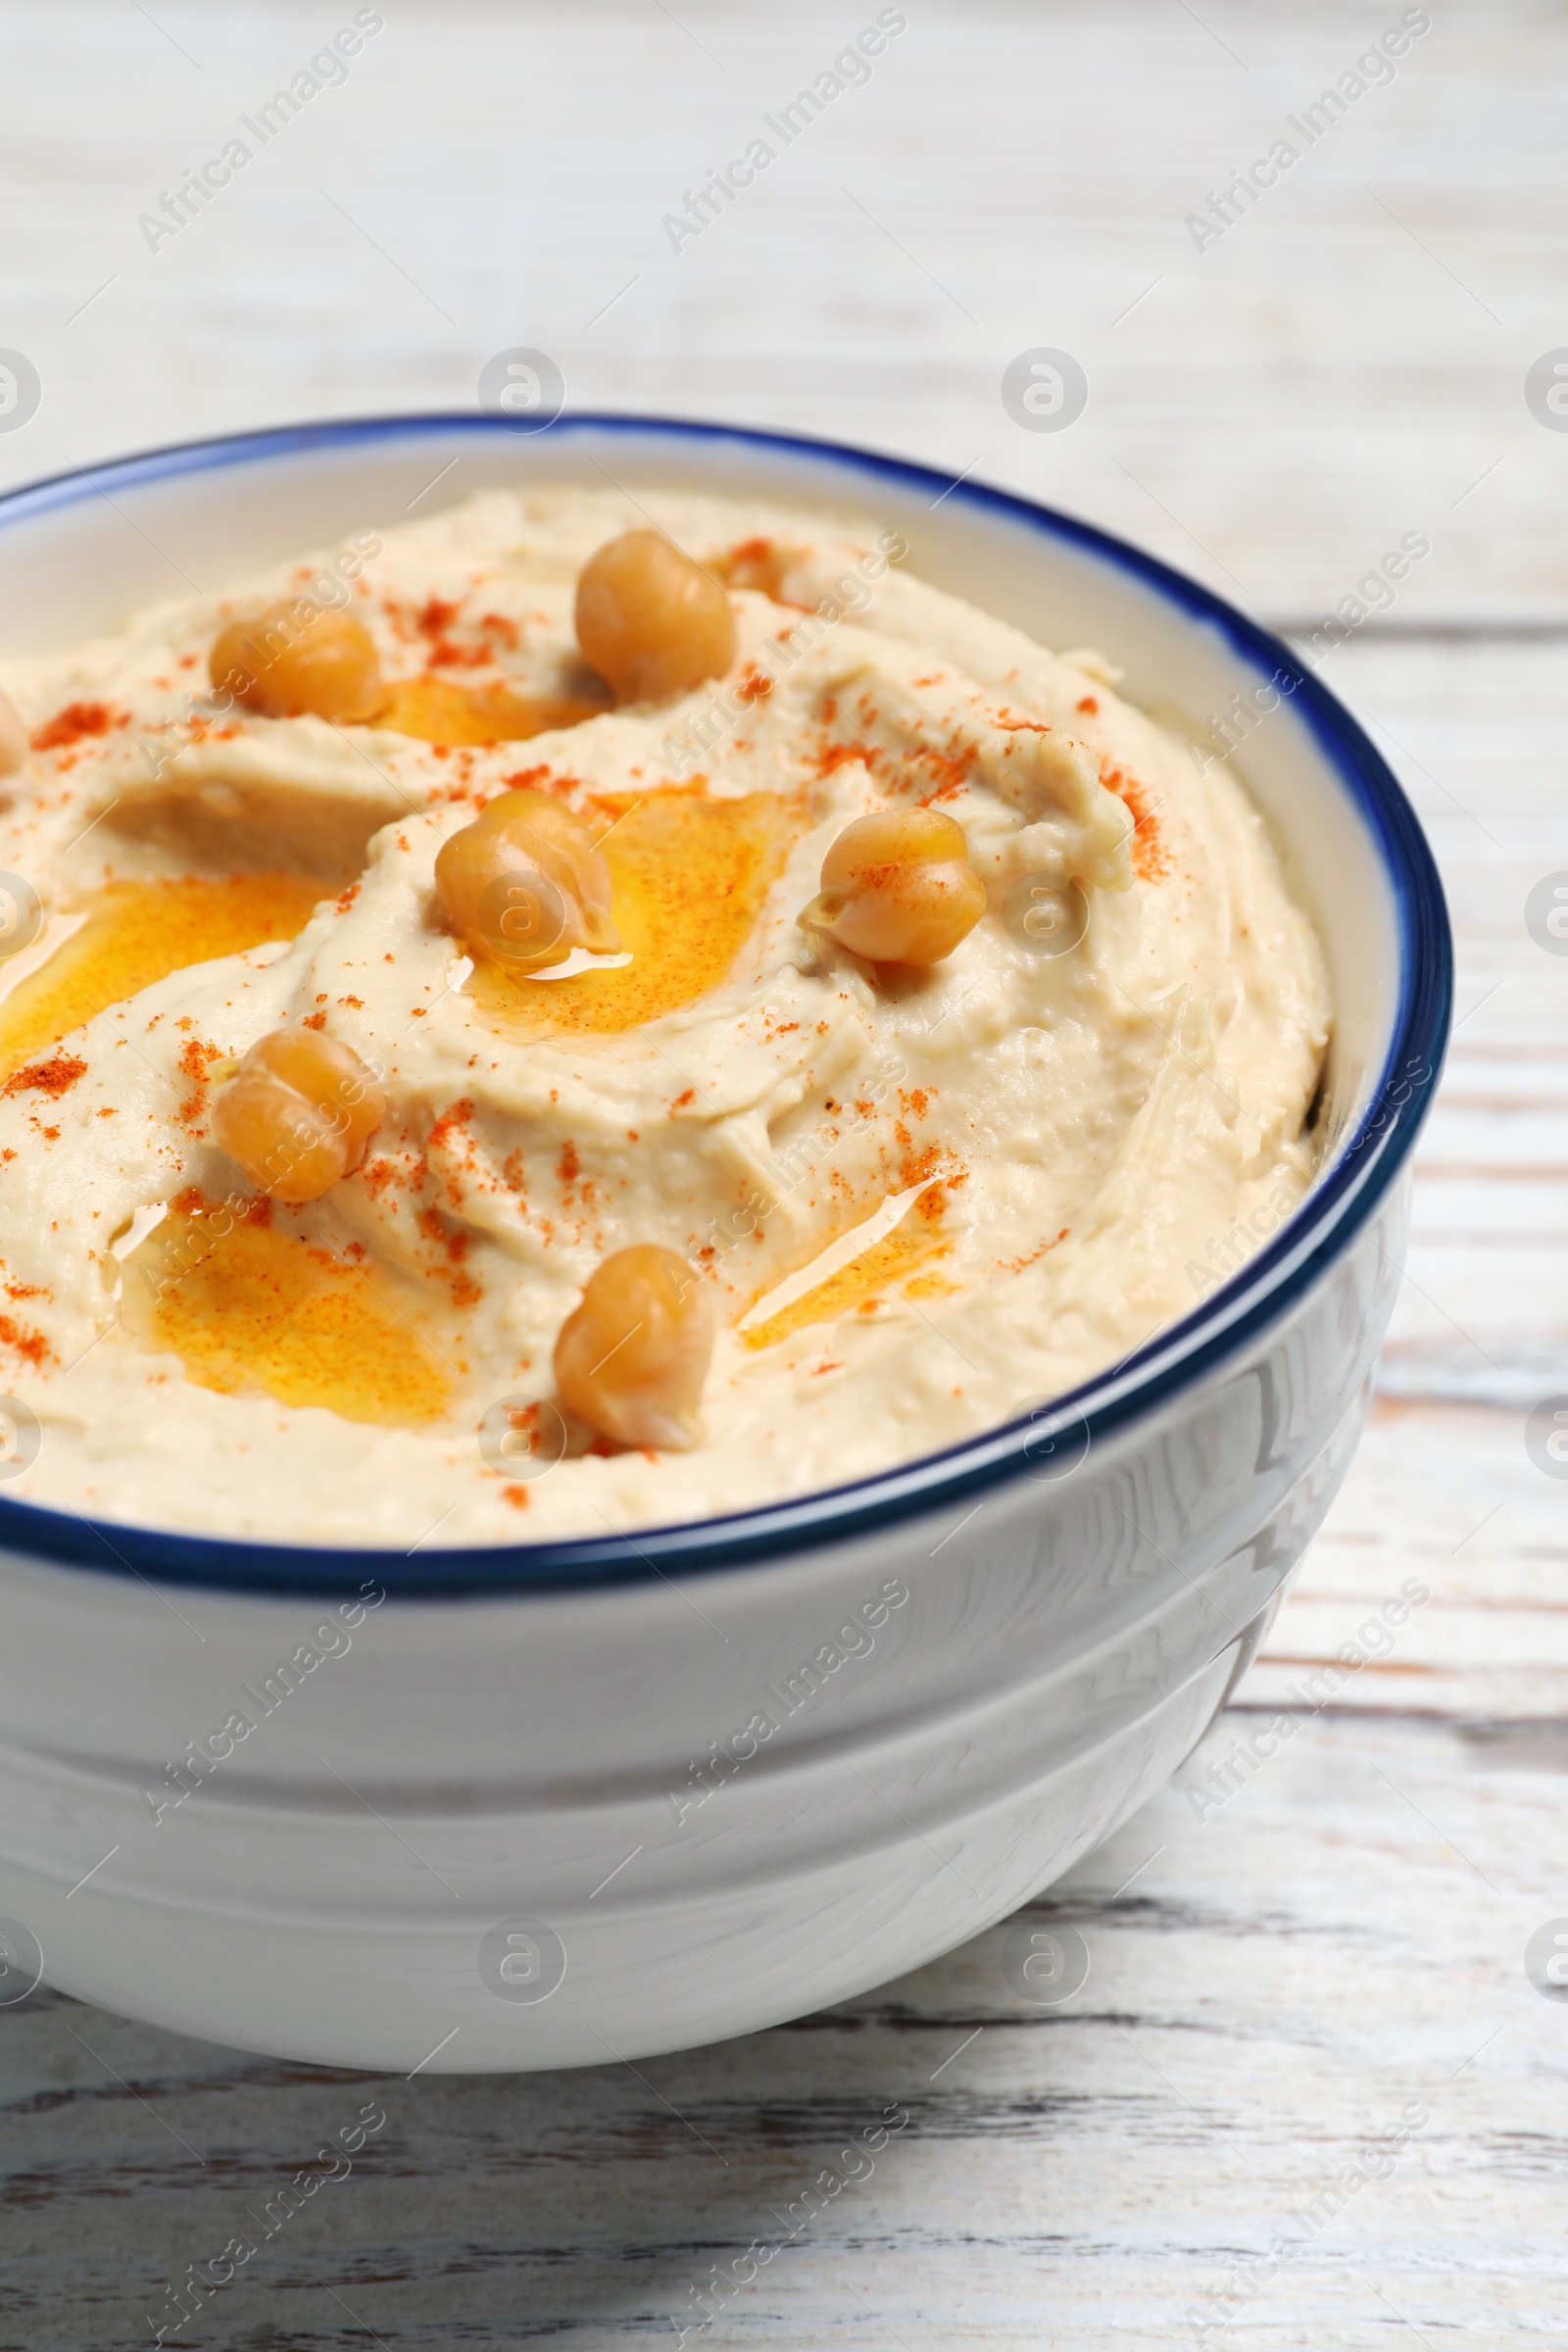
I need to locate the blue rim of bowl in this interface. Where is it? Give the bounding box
[0,412,1451,1596]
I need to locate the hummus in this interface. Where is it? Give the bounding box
[0,487,1329,1544]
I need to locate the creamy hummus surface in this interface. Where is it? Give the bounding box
[0,487,1330,1544]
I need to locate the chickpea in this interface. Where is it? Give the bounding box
[554,1244,713,1451]
[799,807,987,966]
[210,599,384,723]
[213,1026,387,1204]
[0,687,26,778]
[434,786,620,975]
[574,529,736,705]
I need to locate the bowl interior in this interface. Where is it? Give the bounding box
[0,415,1400,1172]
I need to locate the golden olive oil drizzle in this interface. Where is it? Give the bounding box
[742,1183,953,1350]
[0,874,323,1076]
[466,789,798,1038]
[122,1204,452,1427]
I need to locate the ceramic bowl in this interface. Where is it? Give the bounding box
[0,416,1449,2068]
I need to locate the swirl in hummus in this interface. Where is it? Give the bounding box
[0,487,1329,1544]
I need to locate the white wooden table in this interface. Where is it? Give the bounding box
[2,5,1565,2344]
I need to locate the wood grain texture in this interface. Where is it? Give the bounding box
[0,2,1564,2344]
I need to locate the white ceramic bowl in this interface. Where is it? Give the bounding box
[0,416,1450,2068]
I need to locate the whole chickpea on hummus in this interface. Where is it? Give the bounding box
[0,488,1328,1544]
